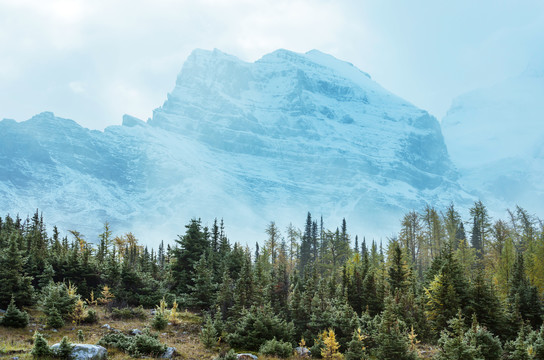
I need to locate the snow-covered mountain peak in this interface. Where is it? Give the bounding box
[1,49,471,243]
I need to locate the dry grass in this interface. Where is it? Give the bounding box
[0,306,298,359]
[2,305,439,359]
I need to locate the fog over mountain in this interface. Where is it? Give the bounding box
[1,49,473,244]
[442,60,544,218]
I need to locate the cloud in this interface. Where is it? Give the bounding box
[0,0,543,129]
[69,81,86,94]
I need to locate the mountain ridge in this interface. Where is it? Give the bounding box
[0,49,471,244]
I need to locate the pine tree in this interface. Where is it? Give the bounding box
[200,315,218,349]
[470,268,506,338]
[31,331,52,357]
[187,254,216,309]
[375,297,419,360]
[0,295,29,328]
[509,253,543,327]
[433,311,481,360]
[464,315,502,360]
[233,251,254,314]
[171,219,208,294]
[216,269,235,320]
[0,233,34,307]
[345,328,369,360]
[470,217,483,259]
[388,240,410,295]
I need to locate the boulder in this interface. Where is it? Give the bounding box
[295,347,311,357]
[130,329,142,336]
[161,347,176,359]
[50,344,107,360]
[237,354,258,360]
[100,324,112,330]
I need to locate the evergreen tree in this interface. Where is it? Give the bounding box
[0,295,29,328]
[171,219,208,294]
[509,253,542,327]
[470,217,483,259]
[375,298,419,360]
[388,239,410,295]
[187,254,217,309]
[433,311,481,360]
[0,233,34,307]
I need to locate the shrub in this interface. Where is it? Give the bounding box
[47,307,65,329]
[227,305,295,351]
[111,306,147,320]
[97,332,133,352]
[55,336,74,359]
[127,330,167,357]
[214,349,237,360]
[151,312,168,331]
[98,329,167,357]
[31,331,52,358]
[0,296,29,328]
[82,308,98,324]
[259,337,293,358]
[77,330,85,342]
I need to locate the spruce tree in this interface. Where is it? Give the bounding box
[375,297,418,360]
[0,295,29,328]
[433,311,481,360]
[32,331,52,358]
[0,233,34,307]
[187,254,216,309]
[171,219,208,294]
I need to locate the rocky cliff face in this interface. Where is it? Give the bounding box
[0,49,468,243]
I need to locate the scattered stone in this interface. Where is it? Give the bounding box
[11,357,19,360]
[237,354,258,360]
[161,347,176,359]
[0,308,6,314]
[101,324,112,330]
[52,329,58,333]
[50,344,107,360]
[150,309,157,315]
[130,329,142,336]
[295,347,311,357]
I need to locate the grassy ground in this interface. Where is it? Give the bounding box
[0,306,437,359]
[0,306,302,359]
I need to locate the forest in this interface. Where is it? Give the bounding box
[1,201,544,359]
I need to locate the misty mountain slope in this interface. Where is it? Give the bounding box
[0,49,470,242]
[442,63,544,215]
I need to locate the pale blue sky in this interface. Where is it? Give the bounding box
[1,0,543,130]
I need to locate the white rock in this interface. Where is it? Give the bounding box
[295,347,311,357]
[50,344,107,360]
[161,347,176,359]
[237,354,258,360]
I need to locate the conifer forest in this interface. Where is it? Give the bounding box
[1,202,544,359]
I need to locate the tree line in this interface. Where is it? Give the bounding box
[1,202,544,359]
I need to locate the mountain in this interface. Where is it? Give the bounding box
[0,49,469,244]
[442,61,544,216]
